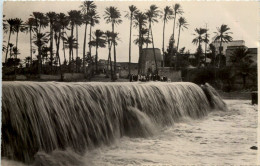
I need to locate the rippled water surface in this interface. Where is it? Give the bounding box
[2,100,258,165]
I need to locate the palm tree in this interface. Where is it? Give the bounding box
[46,12,57,71]
[133,11,147,74]
[31,12,48,33]
[53,13,64,80]
[68,10,82,63]
[161,6,173,68]
[88,9,100,58]
[229,48,252,88]
[176,17,188,52]
[192,28,207,66]
[146,5,160,74]
[24,18,37,66]
[172,4,183,46]
[33,32,49,75]
[104,6,122,78]
[80,1,97,74]
[176,17,188,69]
[63,35,78,59]
[125,5,138,76]
[8,43,14,58]
[105,31,119,79]
[89,29,106,73]
[5,18,16,63]
[214,24,233,67]
[58,13,69,64]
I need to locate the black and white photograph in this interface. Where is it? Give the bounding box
[1,1,258,165]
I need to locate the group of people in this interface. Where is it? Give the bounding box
[129,74,170,82]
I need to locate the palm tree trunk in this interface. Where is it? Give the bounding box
[5,27,12,63]
[198,40,201,67]
[137,24,142,74]
[176,25,181,52]
[218,38,223,68]
[107,43,113,80]
[172,14,177,70]
[112,23,117,78]
[83,23,88,75]
[144,22,151,74]
[205,42,207,64]
[150,26,158,74]
[176,25,181,70]
[172,13,177,46]
[89,25,92,56]
[95,45,98,73]
[56,30,63,81]
[76,25,79,72]
[14,30,19,78]
[162,18,166,68]
[15,31,18,59]
[30,27,32,66]
[62,28,66,63]
[50,23,53,73]
[128,16,133,76]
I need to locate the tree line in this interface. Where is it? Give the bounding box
[2,1,234,80]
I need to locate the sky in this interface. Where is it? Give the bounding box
[2,1,258,63]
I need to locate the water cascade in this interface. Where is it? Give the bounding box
[2,82,226,163]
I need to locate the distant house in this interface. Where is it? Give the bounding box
[97,59,138,75]
[212,40,245,56]
[140,48,163,74]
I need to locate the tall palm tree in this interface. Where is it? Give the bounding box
[89,29,106,73]
[33,32,49,75]
[105,31,119,79]
[5,18,16,63]
[67,10,82,63]
[46,12,57,71]
[88,9,100,58]
[58,13,69,64]
[172,4,183,47]
[53,13,65,80]
[146,5,160,74]
[133,11,147,74]
[104,6,122,78]
[176,17,188,52]
[161,6,173,68]
[24,18,37,66]
[192,28,207,66]
[80,1,97,74]
[214,24,233,67]
[13,18,23,75]
[125,5,138,76]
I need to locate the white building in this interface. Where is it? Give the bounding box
[212,40,245,55]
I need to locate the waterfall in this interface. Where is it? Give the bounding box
[2,81,226,163]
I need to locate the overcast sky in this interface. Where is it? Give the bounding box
[2,1,258,63]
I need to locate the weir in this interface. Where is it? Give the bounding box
[2,82,226,163]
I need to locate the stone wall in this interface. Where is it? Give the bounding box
[158,67,182,82]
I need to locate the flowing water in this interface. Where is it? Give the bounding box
[2,82,256,165]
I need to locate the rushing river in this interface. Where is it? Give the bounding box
[2,100,257,165]
[1,82,257,165]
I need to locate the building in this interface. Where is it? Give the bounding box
[225,45,247,66]
[212,40,245,56]
[247,48,257,66]
[140,48,163,74]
